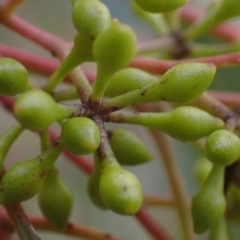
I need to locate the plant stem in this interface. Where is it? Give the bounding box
[4,204,41,240]
[183,13,218,41]
[0,12,68,52]
[0,207,13,239]
[150,130,195,240]
[137,36,175,54]
[49,129,93,175]
[208,218,230,240]
[42,46,92,102]
[53,87,79,102]
[181,4,240,41]
[0,0,25,18]
[29,216,124,240]
[189,42,240,58]
[135,206,173,240]
[191,92,233,120]
[0,124,24,171]
[0,43,96,84]
[131,51,240,74]
[144,195,175,207]
[48,131,173,239]
[209,90,240,107]
[163,10,181,32]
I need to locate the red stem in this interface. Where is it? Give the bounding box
[0,207,13,240]
[0,44,96,84]
[0,13,68,52]
[0,43,59,77]
[135,207,173,240]
[130,52,240,74]
[29,217,124,240]
[209,90,240,107]
[3,42,240,77]
[4,204,41,240]
[0,95,14,112]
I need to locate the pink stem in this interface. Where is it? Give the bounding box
[0,207,13,240]
[29,216,124,240]
[0,95,14,112]
[135,207,173,240]
[0,13,68,52]
[0,44,96,83]
[209,90,240,107]
[4,204,41,240]
[0,43,60,77]
[131,52,240,74]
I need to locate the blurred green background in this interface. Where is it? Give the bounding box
[0,0,239,239]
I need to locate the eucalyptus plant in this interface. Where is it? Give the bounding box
[0,0,240,239]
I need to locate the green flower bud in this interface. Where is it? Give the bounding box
[72,0,111,39]
[191,164,226,233]
[108,129,152,165]
[104,63,216,110]
[0,124,23,171]
[105,68,158,97]
[60,117,101,155]
[87,154,107,209]
[14,89,60,131]
[133,0,188,13]
[109,106,224,141]
[205,130,240,166]
[0,143,63,205]
[0,58,28,96]
[195,157,213,184]
[39,167,73,230]
[91,22,137,102]
[93,22,137,75]
[43,33,94,93]
[99,161,143,215]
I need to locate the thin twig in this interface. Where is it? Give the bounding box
[0,207,13,240]
[0,43,96,84]
[0,0,25,18]
[144,195,175,207]
[4,204,41,240]
[149,130,196,240]
[0,11,68,53]
[191,92,234,120]
[29,216,125,240]
[48,130,173,240]
[135,206,173,240]
[209,90,240,108]
[130,51,240,75]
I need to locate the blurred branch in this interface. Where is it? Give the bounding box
[181,4,240,41]
[4,204,41,240]
[0,0,25,18]
[29,216,124,240]
[149,130,195,240]
[144,195,175,207]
